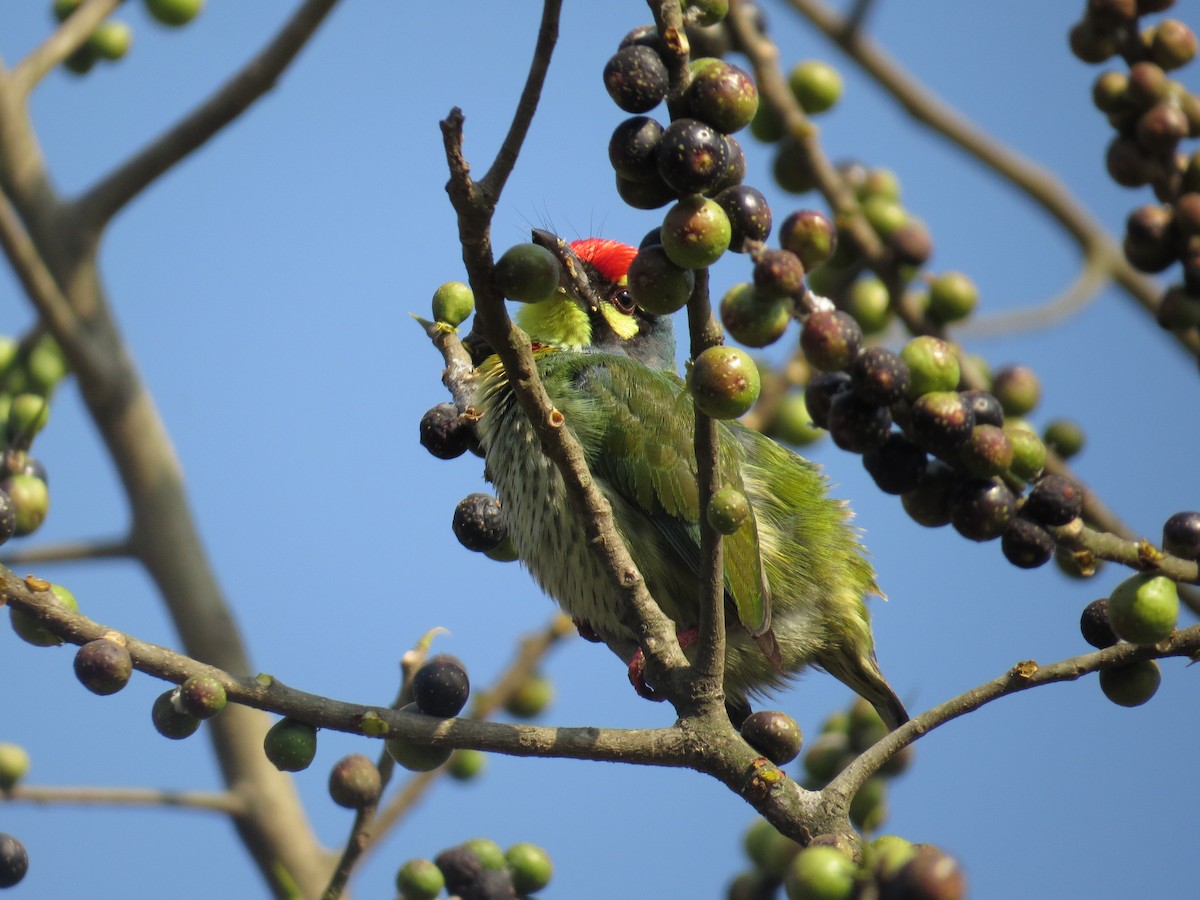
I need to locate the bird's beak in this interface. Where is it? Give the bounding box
[530,229,604,313]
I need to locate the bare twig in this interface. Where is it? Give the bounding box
[73,0,342,232]
[11,0,123,97]
[956,259,1109,339]
[0,535,134,567]
[2,783,247,816]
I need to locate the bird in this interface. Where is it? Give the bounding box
[473,229,907,729]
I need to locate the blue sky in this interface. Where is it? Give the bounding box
[1,1,1197,898]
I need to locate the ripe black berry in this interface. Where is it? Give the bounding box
[685,58,758,134]
[436,845,485,896]
[655,118,730,195]
[1162,510,1200,559]
[863,433,928,495]
[753,249,805,300]
[411,654,471,718]
[603,45,669,113]
[420,403,472,460]
[1024,474,1084,526]
[741,710,803,765]
[800,309,862,371]
[827,392,892,453]
[1001,517,1055,569]
[0,490,14,547]
[909,391,974,454]
[778,209,837,271]
[608,116,664,182]
[452,494,507,553]
[949,478,1016,541]
[804,371,851,429]
[1080,598,1119,649]
[462,868,517,900]
[850,346,910,406]
[715,187,772,255]
[0,833,28,888]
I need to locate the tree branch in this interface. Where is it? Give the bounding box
[0,535,134,567]
[73,0,342,232]
[11,0,123,97]
[2,784,246,816]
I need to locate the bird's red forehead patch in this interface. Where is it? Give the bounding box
[569,238,637,282]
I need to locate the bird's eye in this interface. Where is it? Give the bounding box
[611,288,636,315]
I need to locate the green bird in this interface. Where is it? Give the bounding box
[475,230,907,728]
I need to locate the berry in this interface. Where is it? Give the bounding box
[263,717,317,771]
[1162,511,1200,559]
[800,309,862,372]
[1042,419,1085,459]
[151,690,201,740]
[910,391,974,454]
[1099,660,1161,707]
[804,371,851,429]
[1001,517,1055,569]
[958,424,1013,477]
[328,754,382,809]
[883,847,966,900]
[753,249,805,300]
[411,654,471,718]
[750,101,786,142]
[396,858,445,900]
[1107,573,1179,645]
[420,403,472,461]
[1081,598,1119,649]
[949,478,1016,542]
[901,460,957,528]
[740,710,803,765]
[656,118,730,195]
[627,245,695,315]
[716,185,773,251]
[847,697,887,751]
[685,0,731,28]
[1004,422,1046,482]
[720,283,792,348]
[0,833,28,888]
[861,195,908,239]
[436,845,485,896]
[608,116,664,183]
[1069,19,1120,64]
[690,346,761,419]
[453,493,508,553]
[685,59,759,134]
[708,485,751,535]
[1024,474,1084,526]
[889,219,933,266]
[506,842,554,896]
[1150,19,1198,70]
[900,336,960,398]
[660,195,733,269]
[177,674,227,719]
[386,733,452,773]
[448,748,487,781]
[926,271,979,324]
[863,433,928,495]
[603,45,669,114]
[1136,101,1189,152]
[463,838,507,872]
[504,671,554,719]
[88,21,133,61]
[870,835,917,882]
[712,134,747,193]
[9,582,78,647]
[991,365,1040,416]
[463,868,516,900]
[431,281,475,327]
[0,743,30,791]
[788,60,843,114]
[0,488,17,543]
[784,845,856,900]
[772,137,818,194]
[850,347,910,406]
[494,243,561,304]
[842,276,892,335]
[769,391,825,446]
[827,392,892,453]
[778,209,837,271]
[73,639,133,695]
[849,776,888,832]
[744,818,802,879]
[615,171,675,210]
[1,473,49,537]
[145,0,204,26]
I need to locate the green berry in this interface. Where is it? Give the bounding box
[9,582,77,647]
[0,743,30,791]
[992,365,1041,416]
[861,195,908,239]
[494,243,562,304]
[263,717,317,771]
[690,346,761,419]
[847,696,887,751]
[660,196,732,270]
[1099,660,1161,707]
[151,690,201,740]
[463,838,507,872]
[2,473,49,537]
[744,817,801,879]
[396,858,445,900]
[431,281,475,326]
[144,0,205,27]
[788,60,843,114]
[720,282,792,348]
[784,845,856,900]
[802,731,852,785]
[849,776,887,832]
[6,393,50,443]
[770,391,825,447]
[842,276,892,335]
[1004,422,1046,482]
[385,737,451,772]
[900,336,960,398]
[1042,418,1086,459]
[447,747,487,781]
[506,842,554,895]
[869,834,916,881]
[89,21,133,61]
[504,671,555,719]
[177,674,227,719]
[708,485,750,535]
[327,753,382,809]
[1107,573,1179,645]
[927,271,979,324]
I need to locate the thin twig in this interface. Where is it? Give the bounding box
[11,0,123,97]
[0,535,134,566]
[73,0,342,232]
[2,783,247,816]
[956,258,1109,339]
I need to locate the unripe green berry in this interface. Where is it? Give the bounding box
[448,748,487,781]
[506,842,554,895]
[720,282,792,348]
[784,845,856,900]
[661,196,732,269]
[0,743,30,791]
[396,858,445,900]
[992,365,1041,416]
[788,60,843,114]
[463,837,507,872]
[1099,660,1161,707]
[494,243,562,304]
[431,281,475,326]
[627,246,695,315]
[178,674,227,719]
[151,690,201,740]
[6,394,50,443]
[2,473,49,537]
[708,485,750,534]
[690,346,761,419]
[144,0,205,28]
[770,391,825,447]
[89,21,133,61]
[263,717,317,771]
[504,671,555,719]
[1042,418,1086,459]
[744,818,801,879]
[926,271,979,324]
[9,582,77,647]
[900,336,960,398]
[1004,422,1046,482]
[1107,573,1179,645]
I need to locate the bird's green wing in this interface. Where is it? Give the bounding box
[550,353,772,638]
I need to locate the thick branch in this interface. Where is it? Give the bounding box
[73,0,342,231]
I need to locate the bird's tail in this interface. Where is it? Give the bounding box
[821,649,909,731]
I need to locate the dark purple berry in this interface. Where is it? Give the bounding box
[656,118,730,195]
[800,309,862,371]
[950,478,1017,542]
[1081,598,1119,649]
[178,674,227,719]
[608,116,664,182]
[1163,510,1200,559]
[958,424,1013,477]
[462,868,518,900]
[0,833,28,888]
[412,654,471,718]
[883,847,966,900]
[710,133,746,194]
[615,171,675,210]
[753,249,805,300]
[890,219,934,267]
[603,45,669,114]
[850,347,910,406]
[420,403,472,460]
[328,753,383,809]
[74,639,133,695]
[740,710,803,765]
[992,366,1041,416]
[827,392,892,453]
[1024,474,1084,526]
[715,185,772,251]
[1137,101,1189,153]
[618,24,658,49]
[804,371,851,429]
[863,433,928,495]
[909,391,974,454]
[1124,204,1177,273]
[1001,517,1055,569]
[901,461,957,528]
[452,494,507,553]
[436,846,485,896]
[685,59,759,134]
[778,209,837,271]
